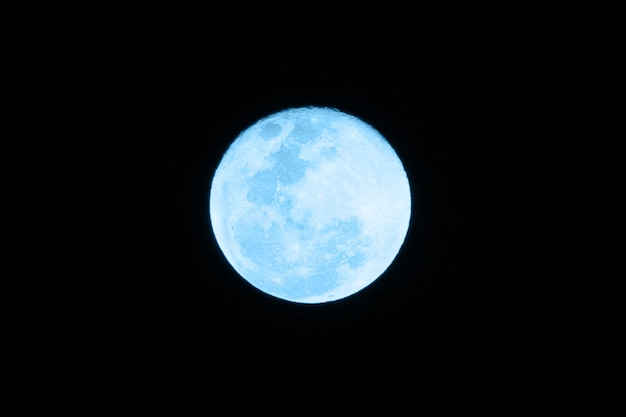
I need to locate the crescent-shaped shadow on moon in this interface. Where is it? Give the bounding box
[210,107,411,303]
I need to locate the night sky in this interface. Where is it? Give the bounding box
[63,27,601,408]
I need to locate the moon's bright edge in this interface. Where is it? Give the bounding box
[210,107,411,303]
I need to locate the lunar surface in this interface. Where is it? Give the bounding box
[209,107,411,303]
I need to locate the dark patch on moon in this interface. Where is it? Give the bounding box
[247,169,278,205]
[290,120,320,145]
[270,143,309,184]
[260,122,281,140]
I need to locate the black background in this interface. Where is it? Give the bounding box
[49,25,616,408]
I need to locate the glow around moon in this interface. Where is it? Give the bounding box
[209,107,411,303]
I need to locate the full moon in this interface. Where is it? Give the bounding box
[209,107,411,303]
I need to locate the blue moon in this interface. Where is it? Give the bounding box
[209,107,411,303]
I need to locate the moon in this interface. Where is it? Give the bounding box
[209,107,411,303]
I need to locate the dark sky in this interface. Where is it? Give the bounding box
[58,26,611,408]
